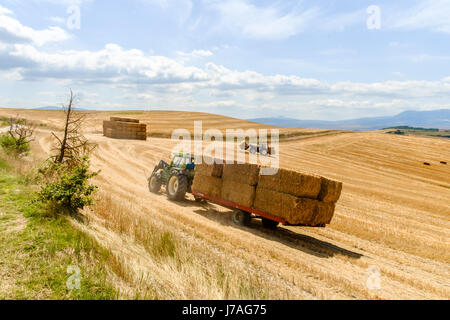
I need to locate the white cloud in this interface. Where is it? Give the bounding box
[176,49,214,60]
[390,0,450,33]
[0,5,12,15]
[0,5,70,46]
[9,43,209,83]
[207,0,320,40]
[5,40,450,104]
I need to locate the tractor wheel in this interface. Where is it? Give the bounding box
[166,174,188,201]
[232,210,251,226]
[148,173,162,193]
[261,218,279,229]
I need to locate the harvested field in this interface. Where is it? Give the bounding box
[6,109,450,300]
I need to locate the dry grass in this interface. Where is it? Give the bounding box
[84,192,278,300]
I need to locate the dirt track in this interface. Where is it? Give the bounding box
[12,109,450,299]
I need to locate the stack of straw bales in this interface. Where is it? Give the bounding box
[192,160,342,227]
[103,117,147,140]
[192,158,223,198]
[221,163,260,207]
[254,169,342,226]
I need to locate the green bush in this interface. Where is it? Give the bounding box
[36,157,99,216]
[0,133,30,156]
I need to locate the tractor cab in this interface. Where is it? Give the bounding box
[170,153,195,171]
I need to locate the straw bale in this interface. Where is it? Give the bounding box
[318,178,343,203]
[192,175,222,198]
[258,168,322,199]
[222,180,256,207]
[222,163,260,185]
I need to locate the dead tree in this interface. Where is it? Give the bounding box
[7,115,35,149]
[52,90,95,166]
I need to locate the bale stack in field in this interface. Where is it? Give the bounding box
[192,158,223,198]
[192,160,342,227]
[254,169,342,226]
[103,117,147,140]
[221,162,260,207]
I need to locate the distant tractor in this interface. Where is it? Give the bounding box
[239,142,273,156]
[148,153,196,201]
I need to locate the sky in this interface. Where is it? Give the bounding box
[0,0,449,120]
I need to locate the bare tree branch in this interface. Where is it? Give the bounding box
[5,114,35,149]
[51,90,96,167]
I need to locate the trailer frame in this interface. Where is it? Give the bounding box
[192,190,289,227]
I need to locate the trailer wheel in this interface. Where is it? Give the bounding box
[232,210,251,226]
[194,195,204,203]
[261,218,279,229]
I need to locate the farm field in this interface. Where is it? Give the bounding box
[2,109,450,300]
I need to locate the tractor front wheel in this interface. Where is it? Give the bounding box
[148,173,162,193]
[166,174,188,201]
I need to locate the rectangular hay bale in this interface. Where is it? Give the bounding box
[281,195,317,225]
[312,202,336,226]
[192,175,222,198]
[195,158,223,177]
[221,180,256,207]
[258,168,322,199]
[253,187,336,226]
[110,117,140,123]
[254,187,285,220]
[222,163,260,185]
[318,178,343,203]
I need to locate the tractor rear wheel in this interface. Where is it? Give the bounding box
[232,210,251,226]
[261,218,279,229]
[148,173,162,193]
[166,174,188,201]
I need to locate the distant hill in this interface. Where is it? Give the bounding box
[249,109,450,131]
[34,106,87,111]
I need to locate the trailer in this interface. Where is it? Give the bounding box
[192,190,293,229]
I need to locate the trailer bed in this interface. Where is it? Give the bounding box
[192,190,292,226]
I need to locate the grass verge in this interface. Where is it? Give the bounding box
[0,157,118,300]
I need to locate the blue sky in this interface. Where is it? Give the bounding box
[0,0,449,120]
